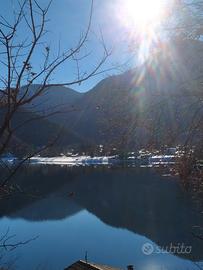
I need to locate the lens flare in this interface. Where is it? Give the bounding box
[116,0,167,62]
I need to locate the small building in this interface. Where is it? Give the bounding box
[64,260,123,270]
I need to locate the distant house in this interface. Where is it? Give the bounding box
[64,260,124,270]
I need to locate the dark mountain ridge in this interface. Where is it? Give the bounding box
[61,39,203,148]
[3,39,202,152]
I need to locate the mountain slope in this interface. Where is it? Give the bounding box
[0,108,85,155]
[12,39,203,151]
[62,39,203,148]
[22,84,83,118]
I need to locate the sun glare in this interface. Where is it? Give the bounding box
[116,0,167,62]
[123,0,164,29]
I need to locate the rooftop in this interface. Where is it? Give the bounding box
[64,260,121,270]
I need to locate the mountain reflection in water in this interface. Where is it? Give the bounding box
[0,166,202,270]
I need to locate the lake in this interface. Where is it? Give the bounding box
[0,165,202,270]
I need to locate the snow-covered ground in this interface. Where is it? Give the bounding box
[29,155,116,166]
[149,155,176,166]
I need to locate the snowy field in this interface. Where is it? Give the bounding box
[29,155,115,166]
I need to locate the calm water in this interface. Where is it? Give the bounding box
[0,166,202,270]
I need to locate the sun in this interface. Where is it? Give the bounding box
[116,0,166,62]
[123,0,165,29]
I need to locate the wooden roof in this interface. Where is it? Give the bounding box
[65,260,121,270]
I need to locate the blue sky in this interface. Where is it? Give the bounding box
[1,0,134,92]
